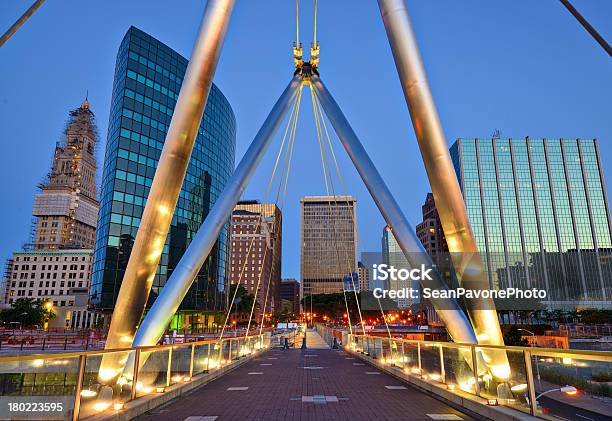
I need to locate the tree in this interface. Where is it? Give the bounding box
[228,284,256,319]
[273,301,296,323]
[0,298,55,328]
[503,326,529,346]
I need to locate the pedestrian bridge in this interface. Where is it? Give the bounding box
[0,327,610,421]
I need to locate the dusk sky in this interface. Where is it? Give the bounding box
[0,0,610,280]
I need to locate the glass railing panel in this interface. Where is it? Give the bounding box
[77,350,132,419]
[193,343,212,374]
[439,344,473,390]
[400,341,421,375]
[420,342,442,382]
[135,348,172,397]
[528,351,612,419]
[0,354,80,420]
[475,347,531,414]
[169,345,192,383]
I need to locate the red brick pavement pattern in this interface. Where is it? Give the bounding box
[136,348,477,421]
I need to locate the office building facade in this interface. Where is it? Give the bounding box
[229,201,282,316]
[280,278,300,312]
[382,225,418,308]
[451,138,612,308]
[300,196,357,296]
[357,261,369,292]
[90,27,236,327]
[4,250,99,329]
[416,193,448,256]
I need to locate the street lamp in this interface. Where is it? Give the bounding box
[517,328,541,386]
[536,385,578,401]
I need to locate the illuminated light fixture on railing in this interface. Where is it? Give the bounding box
[489,363,511,381]
[171,375,184,383]
[428,373,440,381]
[487,399,498,406]
[447,384,456,390]
[182,376,191,382]
[80,389,97,398]
[155,387,165,393]
[421,374,429,380]
[113,403,125,411]
[141,386,153,394]
[98,368,121,383]
[32,359,44,368]
[92,401,111,412]
[510,383,527,393]
[459,376,476,392]
[562,357,573,365]
[411,367,421,374]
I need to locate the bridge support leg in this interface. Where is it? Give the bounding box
[377,0,509,379]
[100,0,236,383]
[310,76,477,345]
[121,76,302,376]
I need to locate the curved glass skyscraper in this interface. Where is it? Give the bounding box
[90,27,236,327]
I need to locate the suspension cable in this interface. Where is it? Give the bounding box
[245,85,304,337]
[295,0,300,46]
[218,89,301,343]
[313,94,367,336]
[313,0,317,45]
[258,90,302,335]
[312,91,394,340]
[310,87,366,336]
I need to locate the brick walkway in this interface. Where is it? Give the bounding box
[137,333,477,421]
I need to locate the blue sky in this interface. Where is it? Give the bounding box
[0,0,610,280]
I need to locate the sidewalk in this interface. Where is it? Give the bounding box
[303,328,330,349]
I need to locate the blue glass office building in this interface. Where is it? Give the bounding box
[451,138,612,308]
[90,27,236,323]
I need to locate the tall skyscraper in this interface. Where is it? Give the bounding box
[300,196,357,296]
[451,138,612,308]
[90,27,236,329]
[229,201,282,316]
[2,99,100,328]
[382,225,418,308]
[32,100,99,250]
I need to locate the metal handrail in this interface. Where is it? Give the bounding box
[344,331,612,361]
[5,332,265,421]
[0,333,262,363]
[326,326,611,418]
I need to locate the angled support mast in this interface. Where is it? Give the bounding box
[100,0,236,382]
[0,0,46,49]
[129,76,302,355]
[378,0,509,378]
[310,76,477,345]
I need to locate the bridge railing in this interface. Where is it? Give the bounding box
[316,324,611,420]
[0,333,267,420]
